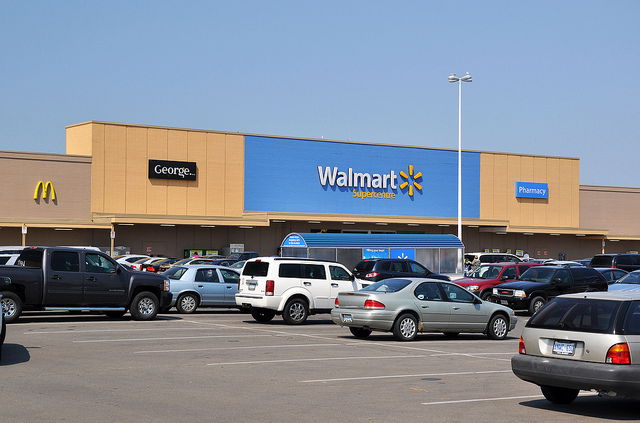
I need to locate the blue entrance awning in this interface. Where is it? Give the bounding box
[281,233,463,248]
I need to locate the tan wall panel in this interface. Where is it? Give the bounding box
[91,124,105,213]
[65,124,93,156]
[166,130,188,216]
[186,131,207,216]
[480,152,579,228]
[224,134,244,216]
[103,125,127,213]
[581,186,640,236]
[146,128,168,214]
[205,133,227,216]
[125,127,148,214]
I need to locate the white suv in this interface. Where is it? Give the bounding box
[236,257,358,324]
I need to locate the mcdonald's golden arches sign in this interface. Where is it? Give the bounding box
[34,180,57,201]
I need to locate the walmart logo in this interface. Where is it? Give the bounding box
[317,164,424,199]
[399,165,423,197]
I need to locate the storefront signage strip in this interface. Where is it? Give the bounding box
[148,159,197,181]
[515,182,548,199]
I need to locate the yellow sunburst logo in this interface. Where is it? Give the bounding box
[399,165,422,196]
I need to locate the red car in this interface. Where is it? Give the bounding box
[455,262,541,300]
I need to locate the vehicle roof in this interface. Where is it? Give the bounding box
[178,264,237,270]
[478,262,536,267]
[559,291,640,301]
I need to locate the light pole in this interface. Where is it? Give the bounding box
[448,72,472,245]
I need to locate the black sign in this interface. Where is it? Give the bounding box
[148,160,197,181]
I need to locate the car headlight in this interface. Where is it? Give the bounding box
[466,285,480,291]
[514,290,526,298]
[163,279,170,292]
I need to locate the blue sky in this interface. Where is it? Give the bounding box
[1,1,637,186]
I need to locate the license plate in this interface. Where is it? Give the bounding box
[247,280,257,291]
[341,314,353,323]
[552,341,576,356]
[500,300,509,305]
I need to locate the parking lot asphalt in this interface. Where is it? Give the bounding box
[2,310,639,423]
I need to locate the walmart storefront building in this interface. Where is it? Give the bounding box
[1,120,638,260]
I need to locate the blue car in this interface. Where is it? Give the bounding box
[163,265,240,313]
[608,270,640,292]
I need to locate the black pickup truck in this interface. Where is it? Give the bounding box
[0,247,172,322]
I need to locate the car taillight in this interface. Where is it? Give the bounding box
[265,280,275,296]
[146,266,155,272]
[364,299,385,309]
[365,272,380,278]
[518,337,526,354]
[163,280,170,292]
[334,297,339,306]
[606,343,631,364]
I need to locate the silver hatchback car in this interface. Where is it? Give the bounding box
[512,291,640,403]
[331,278,516,341]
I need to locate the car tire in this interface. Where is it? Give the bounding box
[487,314,509,340]
[349,327,372,339]
[0,292,22,323]
[104,311,126,318]
[442,332,459,338]
[282,298,309,325]
[480,291,493,301]
[529,296,546,315]
[540,385,579,404]
[176,293,199,314]
[129,291,159,321]
[393,313,418,341]
[251,308,276,322]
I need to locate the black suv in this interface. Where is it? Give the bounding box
[353,259,450,285]
[492,266,608,315]
[591,254,640,272]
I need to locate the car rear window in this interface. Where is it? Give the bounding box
[242,261,269,277]
[617,255,640,266]
[164,266,188,280]
[361,278,412,293]
[615,271,640,285]
[590,255,614,267]
[527,298,622,333]
[354,261,375,272]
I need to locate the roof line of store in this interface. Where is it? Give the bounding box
[66,120,580,161]
[0,150,91,162]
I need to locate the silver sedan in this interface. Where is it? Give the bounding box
[331,278,517,341]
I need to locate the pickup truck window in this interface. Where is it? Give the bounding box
[16,249,43,268]
[51,252,79,272]
[85,253,116,273]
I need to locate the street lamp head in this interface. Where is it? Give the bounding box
[460,72,472,82]
[448,73,459,83]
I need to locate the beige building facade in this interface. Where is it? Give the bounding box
[0,120,636,260]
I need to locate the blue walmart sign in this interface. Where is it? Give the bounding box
[244,136,481,218]
[515,182,549,199]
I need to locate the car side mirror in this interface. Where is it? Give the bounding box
[552,277,562,284]
[350,274,355,281]
[473,297,482,305]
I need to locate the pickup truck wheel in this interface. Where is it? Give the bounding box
[540,385,579,404]
[130,291,159,321]
[529,297,546,315]
[176,293,199,314]
[104,311,126,318]
[0,292,22,323]
[251,308,276,322]
[282,298,309,325]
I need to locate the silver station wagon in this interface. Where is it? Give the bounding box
[331,278,517,341]
[512,291,640,403]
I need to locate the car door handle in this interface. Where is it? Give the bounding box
[331,283,339,287]
[197,285,204,288]
[52,275,62,280]
[452,307,461,310]
[303,282,312,286]
[86,276,97,282]
[226,286,233,289]
[421,305,429,309]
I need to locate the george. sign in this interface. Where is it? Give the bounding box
[281,234,307,247]
[363,248,389,259]
[33,180,56,201]
[148,159,197,181]
[516,182,548,199]
[390,248,416,260]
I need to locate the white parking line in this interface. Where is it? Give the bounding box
[134,342,366,354]
[301,370,511,383]
[73,334,274,343]
[25,327,228,334]
[421,392,598,405]
[207,354,427,366]
[14,318,178,326]
[429,352,513,356]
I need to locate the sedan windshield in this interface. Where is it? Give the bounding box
[615,272,640,285]
[519,268,555,283]
[361,279,411,293]
[470,265,502,279]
